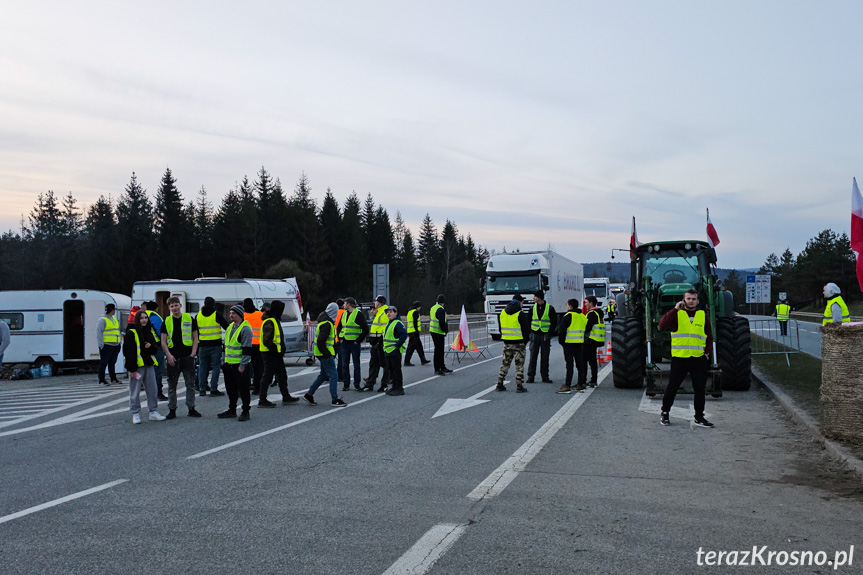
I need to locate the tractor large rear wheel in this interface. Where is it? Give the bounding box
[612,316,644,389]
[717,316,751,390]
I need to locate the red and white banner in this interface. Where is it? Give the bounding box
[706,208,720,248]
[852,178,863,292]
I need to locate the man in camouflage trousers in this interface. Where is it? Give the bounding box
[496,294,531,393]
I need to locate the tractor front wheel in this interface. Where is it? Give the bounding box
[612,316,645,389]
[716,316,752,391]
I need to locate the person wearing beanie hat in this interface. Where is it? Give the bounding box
[338,297,369,391]
[383,306,408,396]
[364,295,391,391]
[97,301,122,385]
[823,282,850,324]
[526,291,557,384]
[195,296,229,397]
[404,300,430,367]
[242,298,265,397]
[217,305,254,421]
[305,304,348,407]
[429,294,451,375]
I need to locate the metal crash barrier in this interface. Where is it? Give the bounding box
[748,318,802,366]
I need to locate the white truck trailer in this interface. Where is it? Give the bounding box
[484,251,584,339]
[584,277,612,311]
[0,289,131,375]
[131,278,308,355]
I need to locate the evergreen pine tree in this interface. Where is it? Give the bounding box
[153,167,188,278]
[117,172,155,287]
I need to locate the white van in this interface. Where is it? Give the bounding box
[131,278,307,354]
[0,289,131,375]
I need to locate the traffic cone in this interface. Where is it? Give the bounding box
[597,346,607,364]
[605,341,613,362]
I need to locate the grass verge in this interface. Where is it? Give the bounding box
[750,333,822,423]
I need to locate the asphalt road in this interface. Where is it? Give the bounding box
[1,342,861,574]
[743,315,823,358]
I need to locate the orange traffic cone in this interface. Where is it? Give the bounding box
[605,341,613,362]
[597,346,607,364]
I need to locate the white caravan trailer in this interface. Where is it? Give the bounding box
[0,290,131,375]
[131,278,307,354]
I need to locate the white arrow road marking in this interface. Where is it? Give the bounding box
[432,384,498,419]
[638,394,710,423]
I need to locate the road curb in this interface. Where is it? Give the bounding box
[751,366,863,480]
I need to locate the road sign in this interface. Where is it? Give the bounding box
[372,264,389,304]
[746,275,772,304]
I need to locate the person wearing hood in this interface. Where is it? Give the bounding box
[304,303,348,407]
[123,310,166,424]
[196,296,229,396]
[403,300,430,367]
[772,295,791,337]
[823,283,850,325]
[496,295,531,393]
[383,306,408,396]
[258,300,301,407]
[218,305,254,421]
[243,298,265,396]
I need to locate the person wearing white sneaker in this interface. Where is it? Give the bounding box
[124,310,162,423]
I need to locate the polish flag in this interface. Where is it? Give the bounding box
[630,216,640,255]
[706,209,720,248]
[852,178,863,292]
[450,305,478,352]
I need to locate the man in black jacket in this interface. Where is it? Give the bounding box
[257,300,301,407]
[196,297,229,397]
[526,291,557,384]
[338,297,369,391]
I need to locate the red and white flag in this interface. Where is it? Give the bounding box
[450,305,478,352]
[852,178,863,292]
[706,208,720,248]
[630,216,640,255]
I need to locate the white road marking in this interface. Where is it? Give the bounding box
[467,363,611,501]
[381,523,467,575]
[432,384,497,419]
[638,394,710,423]
[0,387,128,430]
[0,479,128,525]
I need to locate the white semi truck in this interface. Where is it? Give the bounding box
[484,251,584,339]
[584,277,612,311]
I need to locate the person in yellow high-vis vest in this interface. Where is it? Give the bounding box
[364,295,391,391]
[658,289,714,428]
[383,306,408,396]
[526,291,557,384]
[304,303,348,407]
[772,296,791,337]
[496,295,531,393]
[822,283,851,325]
[403,301,430,367]
[430,294,452,375]
[217,305,254,421]
[258,300,301,407]
[338,297,369,391]
[159,296,201,419]
[195,296,229,397]
[583,296,605,387]
[122,310,165,424]
[97,303,122,385]
[555,299,588,394]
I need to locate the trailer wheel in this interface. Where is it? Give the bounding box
[34,356,56,377]
[612,316,644,388]
[305,357,316,366]
[716,316,751,390]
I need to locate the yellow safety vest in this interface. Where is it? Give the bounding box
[587,309,605,343]
[822,296,850,325]
[671,310,707,358]
[259,317,282,353]
[775,304,790,321]
[531,303,551,333]
[370,305,389,336]
[564,312,587,344]
[314,320,335,357]
[406,309,419,334]
[164,313,193,348]
[224,320,251,364]
[500,310,523,341]
[103,316,120,345]
[608,301,616,313]
[196,311,222,342]
[131,330,158,367]
[339,309,362,341]
[429,304,445,335]
[383,320,406,354]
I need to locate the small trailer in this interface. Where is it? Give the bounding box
[0,289,131,375]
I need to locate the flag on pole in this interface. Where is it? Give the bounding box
[450,305,479,352]
[706,208,720,248]
[852,178,863,292]
[630,216,640,256]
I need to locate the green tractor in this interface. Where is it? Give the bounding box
[611,240,751,395]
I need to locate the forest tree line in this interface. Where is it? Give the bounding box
[0,167,491,314]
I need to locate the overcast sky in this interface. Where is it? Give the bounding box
[1,1,861,269]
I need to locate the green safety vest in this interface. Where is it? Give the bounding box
[339,309,362,341]
[531,303,551,333]
[671,310,707,358]
[406,309,419,334]
[164,313,193,348]
[259,317,282,353]
[103,316,120,345]
[370,305,388,336]
[822,296,850,325]
[564,312,587,344]
[429,304,445,335]
[314,320,335,357]
[382,319,406,354]
[196,311,222,341]
[587,309,605,343]
[131,329,158,367]
[500,310,523,341]
[224,320,251,364]
[775,304,790,321]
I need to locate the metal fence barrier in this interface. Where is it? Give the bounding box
[748,318,802,366]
